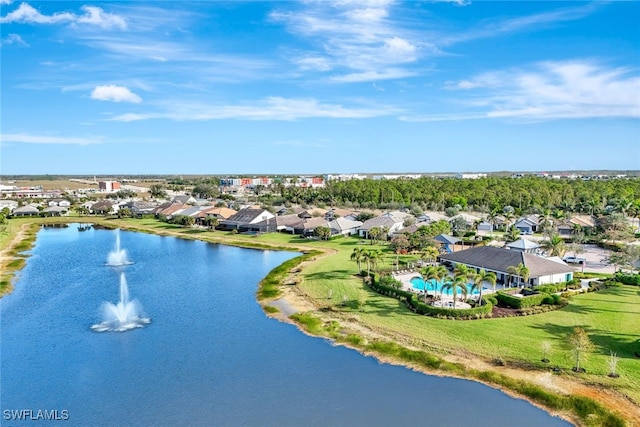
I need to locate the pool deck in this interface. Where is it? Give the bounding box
[391,270,498,309]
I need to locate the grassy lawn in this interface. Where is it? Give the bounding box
[2,216,639,413]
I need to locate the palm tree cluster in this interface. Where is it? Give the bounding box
[351,247,384,277]
[420,264,496,308]
[506,263,530,288]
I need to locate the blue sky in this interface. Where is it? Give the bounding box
[1,0,639,175]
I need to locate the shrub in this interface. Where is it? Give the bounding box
[615,272,640,286]
[496,291,550,309]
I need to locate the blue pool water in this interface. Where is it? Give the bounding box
[411,276,480,295]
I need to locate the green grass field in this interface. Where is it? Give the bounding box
[2,216,639,412]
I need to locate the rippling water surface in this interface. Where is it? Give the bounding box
[1,225,571,426]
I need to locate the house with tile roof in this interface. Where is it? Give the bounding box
[328,217,363,236]
[218,208,275,232]
[358,215,396,239]
[358,211,412,239]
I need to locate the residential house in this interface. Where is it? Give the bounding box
[513,215,540,234]
[391,221,430,237]
[558,215,596,237]
[0,200,19,212]
[358,211,413,239]
[218,208,275,232]
[438,246,575,286]
[195,206,237,222]
[11,205,40,217]
[328,217,363,236]
[90,200,116,215]
[42,206,69,217]
[419,211,448,224]
[325,208,358,221]
[358,216,396,239]
[171,195,197,205]
[476,221,493,235]
[48,199,71,208]
[156,203,191,219]
[121,201,159,216]
[270,214,304,232]
[289,217,330,236]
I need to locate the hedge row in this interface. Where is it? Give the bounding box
[615,272,640,286]
[496,291,552,309]
[368,275,493,319]
[406,295,493,319]
[533,279,581,294]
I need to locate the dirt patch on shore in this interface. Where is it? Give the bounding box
[0,223,31,265]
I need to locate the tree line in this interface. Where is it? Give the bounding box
[278,177,640,214]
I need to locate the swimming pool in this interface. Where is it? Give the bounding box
[410,276,480,296]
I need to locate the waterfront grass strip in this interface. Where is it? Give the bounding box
[291,311,627,427]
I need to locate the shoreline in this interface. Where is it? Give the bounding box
[1,218,636,426]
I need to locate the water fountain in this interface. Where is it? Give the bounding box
[91,272,150,332]
[93,231,149,332]
[106,230,132,266]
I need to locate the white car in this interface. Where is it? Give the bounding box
[563,256,586,265]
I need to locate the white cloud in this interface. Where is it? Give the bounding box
[1,0,14,5]
[406,60,640,122]
[75,6,127,30]
[109,97,399,122]
[443,3,601,45]
[0,3,126,29]
[330,68,416,83]
[91,85,142,103]
[0,3,74,24]
[0,33,28,46]
[0,133,103,145]
[271,1,422,82]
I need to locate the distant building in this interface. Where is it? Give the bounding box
[456,173,487,179]
[98,181,121,192]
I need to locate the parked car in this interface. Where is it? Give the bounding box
[563,256,586,265]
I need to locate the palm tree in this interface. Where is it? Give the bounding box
[368,249,384,273]
[362,251,373,277]
[453,263,474,281]
[537,208,554,235]
[518,264,531,287]
[507,263,530,288]
[420,246,439,264]
[441,275,468,309]
[204,216,219,231]
[504,225,521,243]
[471,269,497,305]
[421,265,448,302]
[542,234,567,257]
[351,247,365,275]
[502,210,515,232]
[368,227,383,245]
[486,210,500,237]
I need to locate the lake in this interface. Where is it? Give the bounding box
[0,225,571,426]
